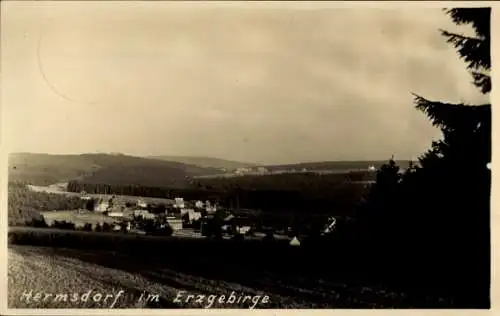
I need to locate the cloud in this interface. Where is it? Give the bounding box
[1,3,488,163]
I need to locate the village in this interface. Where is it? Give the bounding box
[42,193,309,242]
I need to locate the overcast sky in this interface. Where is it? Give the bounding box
[1,2,489,164]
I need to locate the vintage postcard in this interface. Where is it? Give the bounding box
[0,0,497,314]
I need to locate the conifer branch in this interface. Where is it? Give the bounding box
[444,8,491,39]
[470,71,491,94]
[411,94,490,132]
[440,30,490,70]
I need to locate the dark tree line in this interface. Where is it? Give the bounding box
[192,170,374,190]
[355,8,491,308]
[68,173,368,216]
[68,180,228,201]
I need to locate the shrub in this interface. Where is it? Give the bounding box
[102,223,112,232]
[151,225,173,237]
[85,199,96,211]
[28,218,48,228]
[232,233,245,242]
[52,220,76,230]
[83,223,93,231]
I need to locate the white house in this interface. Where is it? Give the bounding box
[235,167,252,175]
[166,217,183,231]
[175,197,185,209]
[237,226,252,235]
[181,208,202,222]
[134,209,149,217]
[191,211,202,222]
[290,236,301,246]
[108,212,124,218]
[95,200,109,212]
[195,200,204,209]
[257,167,269,174]
[142,212,156,220]
[137,199,148,209]
[206,205,217,214]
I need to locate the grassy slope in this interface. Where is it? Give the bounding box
[8,153,222,187]
[9,245,444,308]
[149,155,259,171]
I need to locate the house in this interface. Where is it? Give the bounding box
[257,167,269,174]
[134,210,155,220]
[181,208,202,222]
[205,202,217,214]
[142,212,156,220]
[222,214,253,235]
[290,236,301,246]
[235,167,252,175]
[237,226,252,235]
[195,200,204,209]
[174,197,185,209]
[94,200,109,212]
[166,217,183,231]
[108,211,124,218]
[137,199,148,209]
[134,209,148,217]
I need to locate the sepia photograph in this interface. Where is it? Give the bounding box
[1,0,493,311]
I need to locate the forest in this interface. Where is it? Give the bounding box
[66,170,374,215]
[8,182,84,226]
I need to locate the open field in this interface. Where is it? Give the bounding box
[8,244,452,308]
[41,211,117,227]
[8,227,461,308]
[26,182,175,205]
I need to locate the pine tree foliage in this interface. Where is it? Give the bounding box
[414,7,491,168]
[356,8,491,306]
[412,94,490,132]
[440,8,491,93]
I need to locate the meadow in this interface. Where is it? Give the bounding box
[41,210,116,227]
[8,242,453,308]
[8,227,459,308]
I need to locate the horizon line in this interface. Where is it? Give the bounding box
[8,151,417,165]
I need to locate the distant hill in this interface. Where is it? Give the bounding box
[149,155,258,171]
[8,153,222,186]
[261,160,413,172]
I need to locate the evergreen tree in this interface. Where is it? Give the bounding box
[406,8,490,307]
[356,8,491,307]
[411,7,490,234]
[413,8,491,168]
